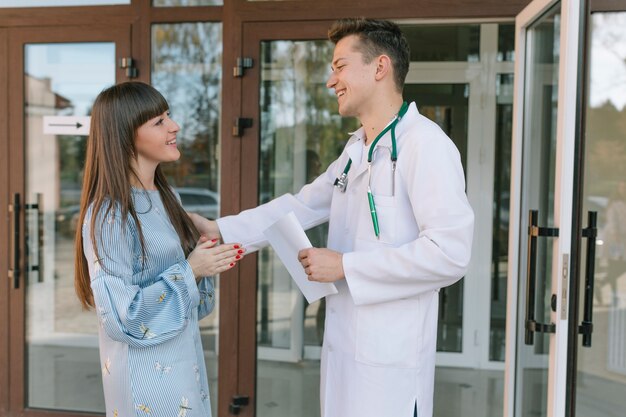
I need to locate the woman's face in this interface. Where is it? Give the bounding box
[134,110,181,167]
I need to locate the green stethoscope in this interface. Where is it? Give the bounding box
[333,101,409,239]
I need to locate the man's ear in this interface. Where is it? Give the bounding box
[374,55,392,81]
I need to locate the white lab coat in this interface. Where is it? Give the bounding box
[217,102,474,417]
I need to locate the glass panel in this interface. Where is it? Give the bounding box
[577,11,626,417]
[24,42,114,412]
[403,83,468,353]
[257,39,359,417]
[515,5,560,417]
[152,22,223,417]
[498,24,515,62]
[491,73,514,362]
[1,0,128,6]
[153,0,222,6]
[400,24,480,62]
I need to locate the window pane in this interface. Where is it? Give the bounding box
[400,24,480,62]
[498,24,515,62]
[577,11,626,417]
[25,42,115,413]
[257,39,359,417]
[152,21,223,416]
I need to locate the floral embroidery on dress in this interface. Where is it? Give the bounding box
[170,274,184,282]
[102,357,111,375]
[199,290,212,305]
[154,361,172,377]
[193,364,200,383]
[135,404,151,414]
[177,396,192,417]
[139,323,156,339]
[200,390,209,402]
[157,291,166,303]
[98,307,108,328]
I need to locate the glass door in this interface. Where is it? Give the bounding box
[403,68,479,367]
[7,25,131,416]
[507,0,585,416]
[574,9,626,417]
[239,20,513,417]
[239,21,342,417]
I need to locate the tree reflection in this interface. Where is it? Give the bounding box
[152,22,222,192]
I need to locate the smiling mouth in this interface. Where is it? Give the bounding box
[336,90,345,98]
[166,139,177,145]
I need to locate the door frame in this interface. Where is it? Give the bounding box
[505,0,585,416]
[0,27,9,417]
[7,25,131,417]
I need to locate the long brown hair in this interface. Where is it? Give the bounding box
[75,82,199,309]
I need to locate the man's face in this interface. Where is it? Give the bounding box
[326,35,378,117]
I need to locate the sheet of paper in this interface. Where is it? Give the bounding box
[263,212,338,303]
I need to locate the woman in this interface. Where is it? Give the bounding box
[74,81,241,416]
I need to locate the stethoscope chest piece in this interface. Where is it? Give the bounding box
[334,172,349,192]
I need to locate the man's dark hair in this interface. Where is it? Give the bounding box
[328,18,409,93]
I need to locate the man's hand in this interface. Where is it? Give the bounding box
[298,248,344,283]
[188,212,222,240]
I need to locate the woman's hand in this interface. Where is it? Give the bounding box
[188,212,222,241]
[187,236,245,281]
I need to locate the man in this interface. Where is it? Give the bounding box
[197,18,474,417]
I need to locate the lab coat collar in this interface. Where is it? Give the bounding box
[343,102,419,182]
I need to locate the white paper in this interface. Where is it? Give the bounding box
[263,212,338,303]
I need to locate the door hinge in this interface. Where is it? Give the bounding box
[119,57,138,79]
[233,57,253,77]
[232,117,253,137]
[229,395,250,415]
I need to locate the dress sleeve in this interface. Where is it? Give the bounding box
[197,277,216,320]
[83,204,200,348]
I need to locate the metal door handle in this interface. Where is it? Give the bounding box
[524,209,558,345]
[579,211,597,347]
[9,193,21,289]
[25,193,44,283]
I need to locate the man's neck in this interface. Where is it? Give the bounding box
[361,96,405,145]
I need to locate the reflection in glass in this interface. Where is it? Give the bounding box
[516,6,560,417]
[153,0,221,6]
[400,24,480,62]
[490,73,514,362]
[577,11,626,417]
[152,22,223,417]
[498,24,515,62]
[257,39,359,417]
[404,83,469,353]
[25,42,114,412]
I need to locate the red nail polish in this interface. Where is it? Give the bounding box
[234,245,240,249]
[230,263,235,267]
[237,249,243,254]
[236,255,241,260]
[212,239,218,242]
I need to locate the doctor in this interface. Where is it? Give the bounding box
[196,18,474,417]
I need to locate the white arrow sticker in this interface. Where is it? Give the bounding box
[43,116,91,136]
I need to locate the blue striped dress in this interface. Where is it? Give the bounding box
[82,188,215,417]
